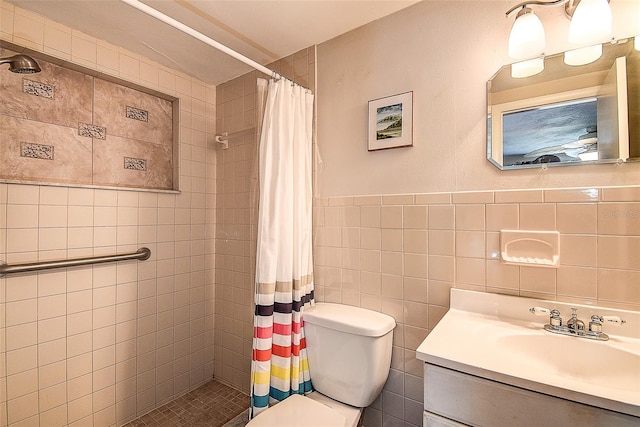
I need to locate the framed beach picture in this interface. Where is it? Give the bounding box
[368,91,413,151]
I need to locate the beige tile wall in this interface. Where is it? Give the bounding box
[213,48,316,393]
[313,186,640,426]
[1,1,217,425]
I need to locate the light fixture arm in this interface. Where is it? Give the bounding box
[506,0,571,17]
[507,0,610,19]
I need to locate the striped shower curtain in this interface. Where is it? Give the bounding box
[250,78,315,418]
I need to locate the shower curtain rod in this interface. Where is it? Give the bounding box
[120,0,308,89]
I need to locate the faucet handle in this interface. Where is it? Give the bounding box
[589,315,603,333]
[594,315,626,327]
[549,309,562,327]
[529,306,551,316]
[529,307,562,326]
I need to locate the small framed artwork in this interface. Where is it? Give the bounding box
[368,91,413,151]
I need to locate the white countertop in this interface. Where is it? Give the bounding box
[416,289,640,417]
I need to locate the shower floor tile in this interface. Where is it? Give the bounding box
[123,379,249,427]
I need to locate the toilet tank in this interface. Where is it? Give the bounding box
[303,303,396,408]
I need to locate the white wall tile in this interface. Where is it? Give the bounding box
[38,360,66,391]
[39,205,68,228]
[44,21,72,57]
[5,299,37,326]
[6,229,38,253]
[6,205,38,229]
[6,346,37,375]
[7,368,38,399]
[71,33,97,65]
[37,338,66,366]
[12,10,44,50]
[38,294,66,320]
[7,391,39,424]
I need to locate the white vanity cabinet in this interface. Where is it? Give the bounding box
[423,363,639,427]
[416,289,640,427]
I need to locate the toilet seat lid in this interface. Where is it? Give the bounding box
[247,394,346,427]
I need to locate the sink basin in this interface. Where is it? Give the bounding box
[496,334,640,392]
[416,289,640,417]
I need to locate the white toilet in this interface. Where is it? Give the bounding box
[247,302,396,427]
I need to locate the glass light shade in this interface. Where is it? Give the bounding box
[568,0,612,44]
[511,57,544,78]
[508,9,545,59]
[564,44,602,66]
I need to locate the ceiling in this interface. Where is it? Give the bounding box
[7,0,420,85]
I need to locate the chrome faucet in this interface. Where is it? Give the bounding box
[529,307,626,341]
[566,308,585,333]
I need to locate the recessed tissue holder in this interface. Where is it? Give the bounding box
[500,230,559,267]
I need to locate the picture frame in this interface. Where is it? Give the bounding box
[368,91,413,151]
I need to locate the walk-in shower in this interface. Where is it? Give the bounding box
[0,54,41,73]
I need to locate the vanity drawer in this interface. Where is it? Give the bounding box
[424,363,639,427]
[424,411,467,427]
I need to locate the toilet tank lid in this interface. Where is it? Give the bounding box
[303,303,396,337]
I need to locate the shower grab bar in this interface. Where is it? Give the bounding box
[0,247,151,276]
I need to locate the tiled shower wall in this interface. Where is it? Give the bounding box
[1,2,217,426]
[213,48,316,393]
[0,47,176,190]
[313,186,640,427]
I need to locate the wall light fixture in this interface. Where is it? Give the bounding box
[506,0,614,77]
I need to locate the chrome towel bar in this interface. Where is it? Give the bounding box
[0,247,151,276]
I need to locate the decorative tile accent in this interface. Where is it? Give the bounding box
[78,123,106,139]
[1,49,176,190]
[20,142,54,160]
[124,157,147,171]
[23,79,55,99]
[125,106,149,122]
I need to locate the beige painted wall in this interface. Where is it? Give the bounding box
[316,0,640,197]
[314,3,640,425]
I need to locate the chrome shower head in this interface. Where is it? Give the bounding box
[0,54,41,73]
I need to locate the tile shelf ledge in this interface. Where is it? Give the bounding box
[0,178,182,194]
